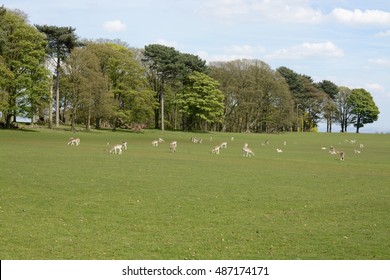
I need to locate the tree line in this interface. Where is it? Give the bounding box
[0,6,380,133]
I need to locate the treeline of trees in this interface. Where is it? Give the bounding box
[0,6,380,133]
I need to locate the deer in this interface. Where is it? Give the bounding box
[220,142,228,148]
[170,141,177,153]
[211,145,221,154]
[110,144,123,154]
[339,151,345,161]
[67,137,80,146]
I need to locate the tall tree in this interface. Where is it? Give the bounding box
[0,8,50,128]
[210,60,294,133]
[104,43,156,129]
[176,71,224,131]
[62,47,101,131]
[336,86,354,132]
[277,67,326,131]
[348,88,379,133]
[36,25,78,128]
[316,80,339,132]
[142,44,206,130]
[143,44,180,130]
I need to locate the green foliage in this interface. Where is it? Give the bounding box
[0,8,50,127]
[177,71,224,130]
[348,89,380,133]
[143,44,207,130]
[210,60,294,132]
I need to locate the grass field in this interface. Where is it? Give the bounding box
[0,128,389,260]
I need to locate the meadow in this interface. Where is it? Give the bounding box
[0,128,389,260]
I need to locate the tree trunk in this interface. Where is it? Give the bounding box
[160,89,165,131]
[55,57,61,128]
[356,115,361,133]
[48,84,53,129]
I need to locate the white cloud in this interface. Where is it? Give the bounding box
[202,1,390,26]
[368,58,390,66]
[366,83,390,99]
[197,44,266,62]
[375,30,390,37]
[201,0,325,24]
[154,39,179,48]
[330,9,390,25]
[266,42,344,59]
[103,20,127,32]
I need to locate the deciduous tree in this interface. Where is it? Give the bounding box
[348,88,379,133]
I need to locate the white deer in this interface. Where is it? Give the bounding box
[170,141,177,153]
[152,140,159,147]
[243,147,255,157]
[220,142,228,148]
[110,144,123,154]
[211,145,221,154]
[67,137,80,146]
[329,146,337,155]
[122,142,127,150]
[242,143,254,157]
[276,148,283,153]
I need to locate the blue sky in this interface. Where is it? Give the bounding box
[3,0,390,132]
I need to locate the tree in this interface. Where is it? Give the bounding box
[210,60,294,133]
[348,88,379,133]
[176,71,224,131]
[36,25,78,128]
[102,43,156,129]
[277,67,326,131]
[0,8,50,128]
[142,44,206,130]
[62,47,107,131]
[316,80,339,132]
[335,86,354,132]
[143,44,181,130]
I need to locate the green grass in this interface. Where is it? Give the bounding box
[0,128,389,259]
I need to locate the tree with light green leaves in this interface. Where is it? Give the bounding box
[0,7,50,128]
[176,71,224,131]
[348,88,379,133]
[210,60,294,133]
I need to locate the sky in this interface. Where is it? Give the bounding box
[3,0,390,133]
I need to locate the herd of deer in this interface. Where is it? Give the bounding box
[67,136,364,161]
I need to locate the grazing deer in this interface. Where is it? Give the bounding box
[211,145,221,154]
[329,146,337,155]
[359,143,364,148]
[339,151,345,161]
[242,147,255,157]
[110,144,123,154]
[170,141,177,153]
[190,137,203,144]
[220,142,228,148]
[67,137,80,146]
[354,149,361,154]
[158,138,165,143]
[276,148,283,153]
